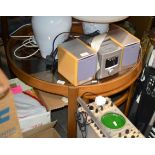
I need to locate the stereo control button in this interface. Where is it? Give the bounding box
[89,106,94,110]
[125,129,129,134]
[108,68,114,75]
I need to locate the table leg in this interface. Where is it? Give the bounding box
[124,83,135,116]
[67,86,79,138]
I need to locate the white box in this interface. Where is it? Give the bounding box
[19,111,51,132]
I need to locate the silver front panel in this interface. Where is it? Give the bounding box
[96,39,122,79]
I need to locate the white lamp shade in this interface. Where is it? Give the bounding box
[32,16,72,58]
[73,16,128,23]
[73,16,128,34]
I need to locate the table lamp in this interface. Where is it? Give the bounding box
[32,16,72,58]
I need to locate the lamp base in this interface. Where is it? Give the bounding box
[82,22,109,34]
[32,16,72,58]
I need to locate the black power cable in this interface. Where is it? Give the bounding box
[76,111,90,138]
[46,31,82,73]
[46,30,100,73]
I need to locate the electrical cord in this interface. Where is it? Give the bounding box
[22,36,38,48]
[51,30,100,58]
[76,100,94,138]
[13,36,39,59]
[48,31,99,72]
[47,31,83,73]
[10,23,39,59]
[76,111,89,138]
[50,31,83,58]
[9,23,32,38]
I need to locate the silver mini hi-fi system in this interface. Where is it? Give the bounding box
[57,25,140,85]
[77,97,144,138]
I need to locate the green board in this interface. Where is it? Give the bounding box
[101,112,126,129]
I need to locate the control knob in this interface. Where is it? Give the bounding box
[108,68,114,75]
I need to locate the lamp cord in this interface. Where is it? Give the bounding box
[13,36,39,59]
[10,23,39,59]
[9,23,32,38]
[49,31,100,72]
[48,31,83,72]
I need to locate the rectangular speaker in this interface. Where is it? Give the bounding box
[58,39,97,86]
[109,25,140,70]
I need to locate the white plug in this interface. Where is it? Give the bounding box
[95,96,106,106]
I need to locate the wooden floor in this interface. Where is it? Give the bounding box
[51,107,68,138]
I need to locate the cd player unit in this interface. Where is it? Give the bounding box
[96,38,122,80]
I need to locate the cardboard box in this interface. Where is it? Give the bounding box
[58,38,97,86]
[35,90,68,111]
[0,69,9,96]
[23,121,60,138]
[0,70,22,138]
[0,90,23,138]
